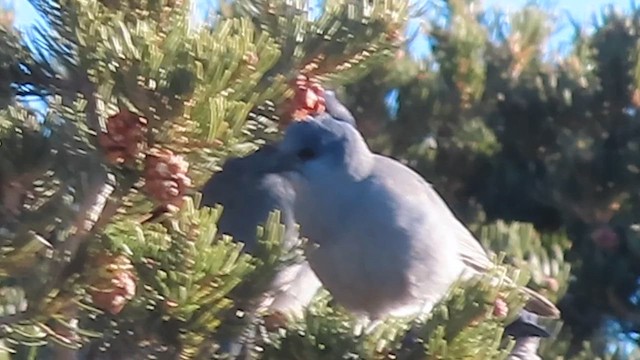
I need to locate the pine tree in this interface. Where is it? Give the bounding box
[0,0,630,358]
[343,0,640,357]
[0,0,406,358]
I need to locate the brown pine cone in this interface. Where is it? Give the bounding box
[98,109,148,165]
[143,147,192,208]
[278,75,327,128]
[492,297,509,319]
[88,252,137,315]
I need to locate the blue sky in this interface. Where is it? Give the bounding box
[7,0,636,118]
[11,0,635,41]
[7,0,637,114]
[6,0,640,355]
[8,0,636,64]
[486,0,633,50]
[487,0,629,19]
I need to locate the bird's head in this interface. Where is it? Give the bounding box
[264,113,372,182]
[323,90,357,128]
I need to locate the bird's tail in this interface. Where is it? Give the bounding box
[461,265,561,318]
[520,287,560,319]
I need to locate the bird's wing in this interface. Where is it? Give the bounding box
[422,181,561,318]
[369,156,491,271]
[422,183,493,272]
[368,158,560,318]
[200,151,297,252]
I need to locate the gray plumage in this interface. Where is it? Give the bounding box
[263,114,560,320]
[201,144,321,318]
[199,92,359,317]
[323,90,356,127]
[507,338,543,360]
[201,144,298,252]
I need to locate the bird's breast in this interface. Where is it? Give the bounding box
[292,184,419,316]
[292,184,360,245]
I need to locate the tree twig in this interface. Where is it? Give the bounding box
[0,312,28,327]
[46,171,116,291]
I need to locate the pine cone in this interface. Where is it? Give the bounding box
[385,27,403,45]
[279,75,326,128]
[492,297,509,319]
[243,51,259,69]
[543,276,559,293]
[98,109,148,165]
[144,147,192,208]
[88,253,137,315]
[263,311,289,331]
[468,295,510,326]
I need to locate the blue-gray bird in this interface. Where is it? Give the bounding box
[200,90,357,318]
[201,144,322,319]
[262,114,560,320]
[323,90,356,127]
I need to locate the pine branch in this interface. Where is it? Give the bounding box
[59,175,115,258]
[0,312,29,327]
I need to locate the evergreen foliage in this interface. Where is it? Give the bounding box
[0,0,636,358]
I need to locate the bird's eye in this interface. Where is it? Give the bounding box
[297,147,316,161]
